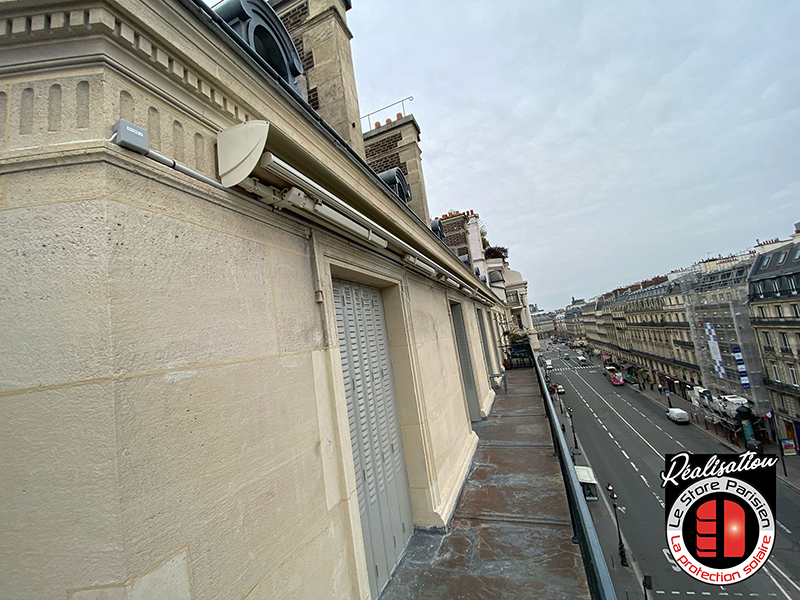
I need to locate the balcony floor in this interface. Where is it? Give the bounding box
[379,369,590,600]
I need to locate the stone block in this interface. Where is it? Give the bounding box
[270,246,324,353]
[0,199,113,391]
[113,355,328,597]
[0,384,124,598]
[106,201,280,373]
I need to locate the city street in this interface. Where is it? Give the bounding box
[542,343,800,599]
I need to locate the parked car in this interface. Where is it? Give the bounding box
[666,408,690,424]
[556,385,565,395]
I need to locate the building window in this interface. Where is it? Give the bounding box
[778,252,788,265]
[793,304,800,318]
[756,283,764,298]
[794,248,800,261]
[772,362,780,382]
[776,305,783,317]
[780,332,790,348]
[790,365,799,387]
[789,278,798,295]
[764,331,772,347]
[772,279,780,296]
[759,306,766,317]
[762,256,771,269]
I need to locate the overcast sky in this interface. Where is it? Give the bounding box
[348,1,800,311]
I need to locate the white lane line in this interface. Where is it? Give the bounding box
[655,425,663,431]
[686,591,695,595]
[767,560,800,593]
[776,521,792,535]
[630,462,639,471]
[762,566,792,600]
[641,474,651,487]
[608,432,614,439]
[671,592,680,595]
[614,440,621,447]
[655,592,664,596]
[572,371,664,460]
[601,424,608,431]
[621,450,630,459]
[676,441,686,448]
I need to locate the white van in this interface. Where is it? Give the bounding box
[577,356,587,366]
[575,466,599,501]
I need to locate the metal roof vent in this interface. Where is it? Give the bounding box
[214,0,304,94]
[378,167,411,205]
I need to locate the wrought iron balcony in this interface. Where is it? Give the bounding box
[673,339,695,348]
[751,316,800,326]
[763,377,800,396]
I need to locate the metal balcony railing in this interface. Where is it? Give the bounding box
[534,360,617,600]
[763,377,800,396]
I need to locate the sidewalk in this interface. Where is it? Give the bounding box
[630,383,800,493]
[379,369,591,600]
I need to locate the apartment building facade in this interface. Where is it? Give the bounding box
[748,231,800,446]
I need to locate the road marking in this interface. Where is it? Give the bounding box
[676,441,686,448]
[630,462,639,471]
[572,371,664,459]
[761,566,792,600]
[767,560,800,593]
[655,592,664,595]
[641,474,651,487]
[614,440,621,447]
[655,425,663,431]
[671,592,680,595]
[621,450,630,459]
[662,548,681,572]
[776,521,792,535]
[608,432,614,439]
[686,592,695,596]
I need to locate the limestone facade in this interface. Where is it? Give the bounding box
[0,1,509,598]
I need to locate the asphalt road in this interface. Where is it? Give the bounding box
[542,343,800,600]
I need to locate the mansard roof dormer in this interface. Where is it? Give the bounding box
[215,0,304,94]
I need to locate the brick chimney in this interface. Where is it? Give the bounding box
[363,114,430,222]
[270,0,365,157]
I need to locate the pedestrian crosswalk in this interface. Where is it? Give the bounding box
[548,366,598,373]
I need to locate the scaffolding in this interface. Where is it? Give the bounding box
[683,259,769,440]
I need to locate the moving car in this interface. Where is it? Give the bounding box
[556,384,565,395]
[545,359,553,370]
[577,356,587,366]
[666,408,690,424]
[564,353,570,360]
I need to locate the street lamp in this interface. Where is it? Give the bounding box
[606,483,629,567]
[567,407,578,452]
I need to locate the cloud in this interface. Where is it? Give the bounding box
[349,1,800,309]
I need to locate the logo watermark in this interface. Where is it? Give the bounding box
[661,451,777,585]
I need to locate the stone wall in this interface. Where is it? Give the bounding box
[0,1,495,598]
